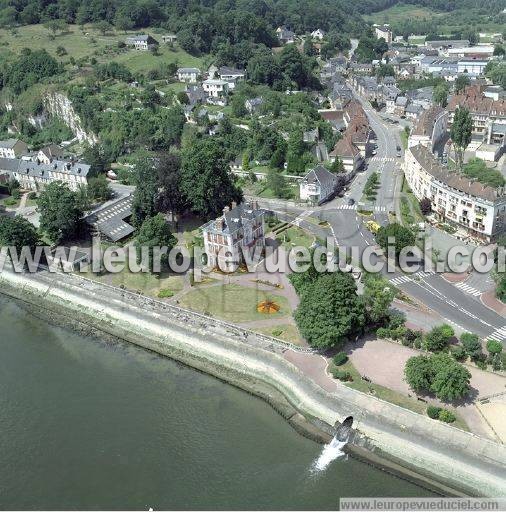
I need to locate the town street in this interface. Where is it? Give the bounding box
[253,91,505,342]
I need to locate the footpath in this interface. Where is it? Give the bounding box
[0,266,505,497]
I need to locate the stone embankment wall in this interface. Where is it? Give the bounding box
[0,268,505,497]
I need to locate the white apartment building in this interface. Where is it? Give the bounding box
[404,145,506,242]
[0,157,90,192]
[201,202,265,269]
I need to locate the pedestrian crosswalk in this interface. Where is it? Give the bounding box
[370,157,396,163]
[488,327,506,342]
[335,205,388,212]
[292,210,315,226]
[389,270,436,286]
[455,281,482,297]
[389,275,412,286]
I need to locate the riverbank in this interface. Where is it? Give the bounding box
[1,267,505,497]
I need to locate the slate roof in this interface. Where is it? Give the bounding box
[84,195,135,242]
[0,138,22,149]
[202,202,264,235]
[302,165,338,188]
[330,136,359,158]
[412,105,444,137]
[0,157,90,178]
[218,66,245,77]
[410,145,504,202]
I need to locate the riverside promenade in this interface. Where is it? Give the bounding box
[0,266,505,497]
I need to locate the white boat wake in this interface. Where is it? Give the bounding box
[311,436,347,472]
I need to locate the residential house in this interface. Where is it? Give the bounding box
[201,202,265,269]
[394,95,409,116]
[299,165,342,204]
[382,85,401,113]
[202,79,229,98]
[185,84,207,106]
[319,110,346,132]
[125,34,159,51]
[374,24,392,43]
[161,34,177,43]
[311,29,325,40]
[406,87,434,110]
[217,67,245,90]
[404,144,506,242]
[276,26,295,45]
[0,139,28,159]
[405,103,423,120]
[37,144,64,164]
[329,136,362,174]
[177,68,200,83]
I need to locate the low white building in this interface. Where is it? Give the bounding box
[404,144,506,242]
[217,67,245,90]
[299,165,341,205]
[125,35,159,51]
[177,68,200,83]
[202,79,229,98]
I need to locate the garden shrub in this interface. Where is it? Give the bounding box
[438,409,456,423]
[427,406,442,419]
[332,352,348,366]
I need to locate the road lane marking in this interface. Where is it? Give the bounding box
[455,282,482,297]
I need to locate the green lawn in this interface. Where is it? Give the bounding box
[275,226,314,250]
[112,44,207,74]
[0,23,206,75]
[363,3,436,24]
[179,283,291,323]
[82,268,184,297]
[254,323,305,346]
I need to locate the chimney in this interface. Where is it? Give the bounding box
[216,217,224,230]
[231,200,237,209]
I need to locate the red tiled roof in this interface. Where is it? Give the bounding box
[330,136,360,158]
[448,85,506,117]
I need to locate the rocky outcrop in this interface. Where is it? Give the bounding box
[44,92,98,145]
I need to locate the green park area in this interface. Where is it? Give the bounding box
[179,283,291,323]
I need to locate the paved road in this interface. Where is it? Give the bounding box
[254,91,505,342]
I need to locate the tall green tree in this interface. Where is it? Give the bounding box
[135,214,177,272]
[450,107,472,171]
[38,182,83,244]
[0,216,39,264]
[433,82,449,107]
[376,223,415,257]
[362,274,396,324]
[180,138,242,218]
[294,272,365,350]
[155,153,187,218]
[131,158,158,228]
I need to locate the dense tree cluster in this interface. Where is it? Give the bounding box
[405,352,471,402]
[0,49,62,94]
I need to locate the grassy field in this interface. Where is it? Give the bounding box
[83,268,184,297]
[179,283,291,323]
[254,323,305,345]
[0,24,206,74]
[363,3,436,24]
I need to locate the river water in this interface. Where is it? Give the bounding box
[0,295,433,510]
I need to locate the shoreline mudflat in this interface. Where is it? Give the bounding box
[1,268,505,497]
